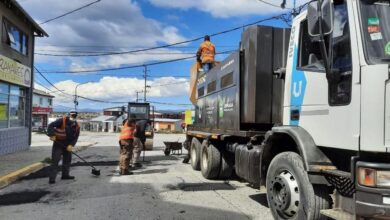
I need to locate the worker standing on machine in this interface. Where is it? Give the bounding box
[132,119,148,168]
[196,35,216,73]
[47,110,80,184]
[119,119,136,175]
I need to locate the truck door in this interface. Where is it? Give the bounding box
[285,0,360,151]
[358,0,390,152]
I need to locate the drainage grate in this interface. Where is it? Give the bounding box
[0,190,50,206]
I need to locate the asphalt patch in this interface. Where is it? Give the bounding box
[71,160,118,166]
[20,166,51,180]
[0,190,50,206]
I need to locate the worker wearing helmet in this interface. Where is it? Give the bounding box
[118,118,135,175]
[196,35,216,72]
[47,110,80,184]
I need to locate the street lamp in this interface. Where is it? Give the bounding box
[74,82,90,111]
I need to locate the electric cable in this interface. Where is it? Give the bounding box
[40,0,102,25]
[35,13,286,57]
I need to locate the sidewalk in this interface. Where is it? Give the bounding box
[0,132,96,188]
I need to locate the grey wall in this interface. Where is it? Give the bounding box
[0,127,29,154]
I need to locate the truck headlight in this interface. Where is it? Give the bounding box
[358,167,390,188]
[377,170,390,188]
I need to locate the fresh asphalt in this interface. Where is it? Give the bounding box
[0,133,273,220]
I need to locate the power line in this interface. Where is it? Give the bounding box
[36,13,286,57]
[148,101,192,106]
[150,81,189,87]
[40,0,102,25]
[39,50,234,74]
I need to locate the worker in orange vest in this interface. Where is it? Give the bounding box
[196,35,216,72]
[47,110,80,184]
[118,119,136,175]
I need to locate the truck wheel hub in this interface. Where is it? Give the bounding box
[269,171,300,218]
[202,148,208,170]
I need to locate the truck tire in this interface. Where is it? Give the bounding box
[190,138,201,170]
[266,152,331,220]
[200,141,221,179]
[219,150,234,179]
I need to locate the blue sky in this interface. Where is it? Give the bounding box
[19,0,299,112]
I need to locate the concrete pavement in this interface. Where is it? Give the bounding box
[0,133,272,220]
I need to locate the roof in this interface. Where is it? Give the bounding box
[154,118,182,123]
[90,115,117,122]
[4,0,48,37]
[33,89,54,98]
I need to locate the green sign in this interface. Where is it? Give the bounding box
[368,17,379,25]
[385,42,390,56]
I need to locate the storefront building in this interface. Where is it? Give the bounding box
[32,89,53,131]
[0,0,47,155]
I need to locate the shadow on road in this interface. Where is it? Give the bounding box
[165,182,236,191]
[249,193,269,208]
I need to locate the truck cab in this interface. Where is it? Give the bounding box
[285,0,390,217]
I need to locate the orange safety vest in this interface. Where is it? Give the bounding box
[199,41,215,63]
[119,121,135,140]
[54,116,80,141]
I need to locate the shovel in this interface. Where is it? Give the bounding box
[44,131,100,176]
[71,151,101,176]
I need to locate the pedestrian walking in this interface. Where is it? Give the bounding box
[119,119,135,175]
[47,110,80,184]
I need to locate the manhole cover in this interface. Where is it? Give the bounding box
[0,190,50,206]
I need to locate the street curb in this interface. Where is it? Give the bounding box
[0,162,47,189]
[0,142,96,189]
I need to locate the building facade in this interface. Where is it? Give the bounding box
[32,89,53,131]
[0,0,47,155]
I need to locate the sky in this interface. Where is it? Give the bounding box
[19,0,304,112]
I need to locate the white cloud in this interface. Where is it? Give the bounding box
[20,0,189,69]
[48,76,189,104]
[148,0,307,18]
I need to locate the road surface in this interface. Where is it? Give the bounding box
[0,133,272,220]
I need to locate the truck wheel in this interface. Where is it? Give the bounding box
[219,150,234,179]
[266,152,331,220]
[201,141,221,179]
[190,138,201,170]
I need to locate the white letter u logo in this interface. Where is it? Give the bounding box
[293,81,302,98]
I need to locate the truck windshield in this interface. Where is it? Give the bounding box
[359,0,390,64]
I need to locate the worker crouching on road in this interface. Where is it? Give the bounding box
[119,119,136,175]
[47,110,80,184]
[196,35,216,73]
[132,119,148,168]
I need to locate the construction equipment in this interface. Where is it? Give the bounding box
[185,0,390,219]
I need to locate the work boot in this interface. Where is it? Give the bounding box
[120,170,133,175]
[133,162,142,168]
[61,175,75,180]
[49,179,55,184]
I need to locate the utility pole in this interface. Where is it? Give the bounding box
[143,65,148,102]
[135,90,143,102]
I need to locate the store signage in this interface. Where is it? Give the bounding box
[0,54,31,87]
[32,107,52,113]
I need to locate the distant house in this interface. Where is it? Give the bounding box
[154,118,183,132]
[32,89,54,131]
[88,106,126,132]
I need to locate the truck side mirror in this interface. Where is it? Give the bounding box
[307,0,334,37]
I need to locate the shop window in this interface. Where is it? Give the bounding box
[2,18,28,55]
[0,83,25,128]
[39,97,43,105]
